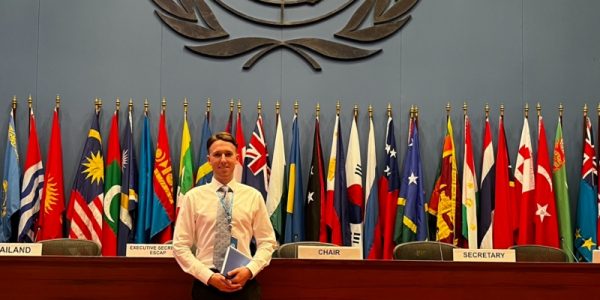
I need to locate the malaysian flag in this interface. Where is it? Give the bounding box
[67,109,104,246]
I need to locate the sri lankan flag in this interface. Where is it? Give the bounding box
[428,116,461,245]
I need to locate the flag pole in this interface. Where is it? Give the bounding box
[524,102,529,119]
[128,98,134,113]
[257,98,262,116]
[354,104,358,122]
[536,103,541,118]
[56,95,61,116]
[144,98,149,117]
[294,99,299,116]
[368,104,372,120]
[206,98,211,122]
[558,103,563,125]
[28,95,33,132]
[12,95,17,121]
[116,97,121,114]
[485,103,489,119]
[161,97,167,114]
[316,102,320,119]
[387,103,392,118]
[183,97,188,120]
[446,102,451,121]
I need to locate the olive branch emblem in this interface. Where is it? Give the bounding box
[153,0,419,71]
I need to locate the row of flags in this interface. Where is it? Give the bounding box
[0,100,597,262]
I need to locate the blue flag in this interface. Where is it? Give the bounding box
[196,113,212,186]
[118,110,138,254]
[284,114,304,243]
[575,116,597,262]
[244,114,270,199]
[135,114,154,243]
[399,119,427,242]
[1,111,21,242]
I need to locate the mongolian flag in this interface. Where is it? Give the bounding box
[515,116,535,245]
[305,116,325,242]
[36,108,65,241]
[346,114,364,247]
[244,112,270,199]
[533,114,559,247]
[18,108,44,242]
[363,114,381,258]
[67,110,104,247]
[195,111,212,186]
[266,111,286,241]
[134,113,154,243]
[118,109,137,255]
[102,110,121,256]
[378,115,400,258]
[428,116,461,246]
[150,111,175,243]
[398,117,427,243]
[0,110,20,242]
[478,115,495,249]
[575,114,597,262]
[284,113,304,243]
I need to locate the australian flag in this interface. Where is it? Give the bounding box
[244,114,270,199]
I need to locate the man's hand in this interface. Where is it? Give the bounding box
[227,267,253,287]
[207,273,242,293]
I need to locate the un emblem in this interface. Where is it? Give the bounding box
[153,0,419,71]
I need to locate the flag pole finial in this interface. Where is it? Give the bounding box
[128,98,133,112]
[558,103,563,117]
[144,98,149,115]
[387,103,392,117]
[183,97,189,117]
[12,96,17,110]
[55,94,61,109]
[294,100,299,114]
[161,97,167,112]
[206,98,212,113]
[524,102,529,118]
[316,103,320,118]
[446,102,451,116]
[368,104,373,119]
[485,103,490,118]
[116,97,121,112]
[583,103,588,117]
[257,98,262,115]
[336,100,341,116]
[229,99,234,112]
[463,101,468,116]
[28,95,33,109]
[237,99,242,112]
[354,104,358,120]
[536,102,541,117]
[275,100,280,114]
[500,104,505,117]
[410,105,415,118]
[597,103,600,117]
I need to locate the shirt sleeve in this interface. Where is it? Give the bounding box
[245,192,278,277]
[173,193,215,285]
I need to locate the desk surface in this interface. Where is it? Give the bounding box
[0,256,597,299]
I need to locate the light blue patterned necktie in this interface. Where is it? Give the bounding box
[213,186,231,271]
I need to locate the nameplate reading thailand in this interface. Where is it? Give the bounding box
[297,246,362,260]
[0,243,42,256]
[592,250,600,263]
[126,244,173,258]
[453,249,515,262]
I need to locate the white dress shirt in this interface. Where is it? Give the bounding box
[173,179,277,285]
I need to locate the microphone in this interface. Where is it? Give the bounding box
[560,237,579,263]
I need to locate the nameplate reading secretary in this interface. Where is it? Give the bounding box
[453,249,516,262]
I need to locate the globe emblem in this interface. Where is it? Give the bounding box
[153,0,419,71]
[212,0,355,26]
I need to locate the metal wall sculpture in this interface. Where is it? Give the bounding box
[153,0,419,71]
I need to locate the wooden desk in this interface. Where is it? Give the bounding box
[0,257,597,299]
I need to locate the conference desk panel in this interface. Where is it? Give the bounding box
[0,257,597,299]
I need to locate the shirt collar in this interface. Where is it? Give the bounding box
[209,178,237,192]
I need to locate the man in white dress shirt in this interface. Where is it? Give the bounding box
[173,132,277,299]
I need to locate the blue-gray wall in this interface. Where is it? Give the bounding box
[1,0,599,216]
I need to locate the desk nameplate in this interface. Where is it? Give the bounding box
[0,243,42,256]
[297,246,362,260]
[453,249,515,262]
[126,244,173,258]
[592,250,600,263]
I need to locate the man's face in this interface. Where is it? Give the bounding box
[208,140,238,183]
